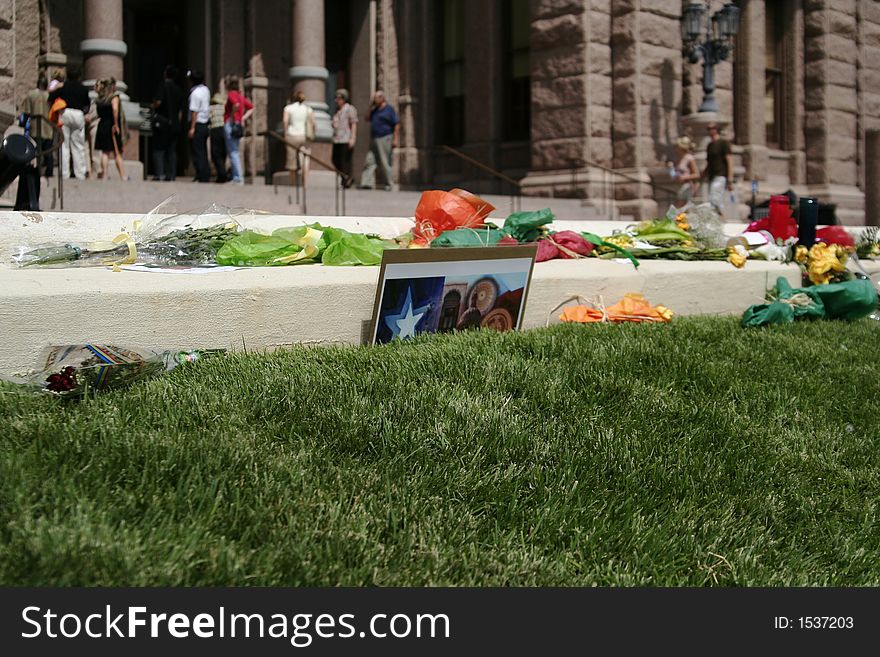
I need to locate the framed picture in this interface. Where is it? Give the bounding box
[370,245,538,345]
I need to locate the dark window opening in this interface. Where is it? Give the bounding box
[502,0,530,141]
[438,0,465,146]
[326,0,352,111]
[765,2,784,148]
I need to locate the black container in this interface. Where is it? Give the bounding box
[0,134,36,197]
[798,197,818,247]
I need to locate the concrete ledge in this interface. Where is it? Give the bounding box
[1,211,874,375]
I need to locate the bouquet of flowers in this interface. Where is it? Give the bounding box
[792,242,853,285]
[1,344,224,398]
[11,198,249,269]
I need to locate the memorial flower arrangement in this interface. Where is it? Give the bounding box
[793,242,853,285]
[9,192,873,276]
[13,223,241,268]
[2,345,224,398]
[855,226,880,260]
[590,209,729,263]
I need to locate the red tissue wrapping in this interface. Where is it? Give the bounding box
[552,231,595,258]
[536,239,560,262]
[412,189,495,245]
[535,231,595,262]
[746,217,855,247]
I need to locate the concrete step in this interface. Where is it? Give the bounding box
[4,171,624,222]
[5,209,864,375]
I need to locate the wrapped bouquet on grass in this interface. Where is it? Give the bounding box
[742,276,878,327]
[1,344,224,398]
[552,293,673,324]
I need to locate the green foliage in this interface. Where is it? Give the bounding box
[1,318,879,586]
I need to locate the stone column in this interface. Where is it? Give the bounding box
[804,2,864,224]
[610,1,659,220]
[290,0,332,144]
[245,76,270,178]
[520,2,591,198]
[393,0,421,186]
[81,0,126,91]
[784,0,805,184]
[0,1,16,134]
[347,0,375,183]
[734,0,767,182]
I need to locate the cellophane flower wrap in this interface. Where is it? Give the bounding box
[11,197,250,268]
[412,189,495,245]
[1,344,224,398]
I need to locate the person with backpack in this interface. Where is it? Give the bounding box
[19,73,55,177]
[223,76,254,185]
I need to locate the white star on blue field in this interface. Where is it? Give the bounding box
[384,286,433,339]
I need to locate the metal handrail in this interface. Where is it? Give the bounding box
[29,115,65,210]
[436,144,682,219]
[259,130,348,216]
[435,145,522,213]
[576,156,679,196]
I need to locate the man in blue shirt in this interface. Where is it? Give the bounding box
[359,90,400,191]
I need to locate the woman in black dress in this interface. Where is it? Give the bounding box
[94,77,128,180]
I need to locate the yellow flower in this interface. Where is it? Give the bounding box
[655,305,675,321]
[807,242,847,285]
[794,245,809,264]
[727,245,747,269]
[605,234,632,247]
[682,240,695,248]
[598,234,633,253]
[675,212,690,231]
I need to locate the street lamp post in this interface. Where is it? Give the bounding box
[681,2,741,113]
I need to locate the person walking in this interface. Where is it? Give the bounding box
[331,88,357,188]
[223,76,254,185]
[282,90,315,187]
[49,66,90,180]
[150,65,184,181]
[702,122,734,213]
[187,70,211,183]
[94,77,128,181]
[359,90,399,191]
[667,136,700,208]
[20,73,55,178]
[209,91,228,183]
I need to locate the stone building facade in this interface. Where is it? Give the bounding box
[0,0,876,223]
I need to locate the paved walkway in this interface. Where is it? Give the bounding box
[3,171,616,221]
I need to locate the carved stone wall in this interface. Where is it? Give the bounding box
[0,0,872,221]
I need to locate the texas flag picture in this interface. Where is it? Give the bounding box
[371,246,538,345]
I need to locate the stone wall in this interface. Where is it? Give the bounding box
[859,0,880,187]
[1,0,871,222]
[804,1,858,186]
[0,0,14,131]
[529,1,589,176]
[14,0,40,105]
[47,0,83,59]
[802,0,864,223]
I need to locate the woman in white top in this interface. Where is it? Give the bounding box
[282,90,316,186]
[667,136,700,208]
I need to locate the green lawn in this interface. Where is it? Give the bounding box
[1,317,879,586]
